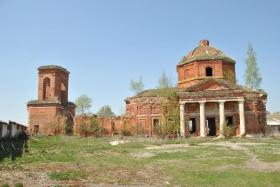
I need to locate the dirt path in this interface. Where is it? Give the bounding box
[202,142,280,172]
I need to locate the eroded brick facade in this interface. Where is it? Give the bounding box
[27,66,75,135]
[126,40,267,137]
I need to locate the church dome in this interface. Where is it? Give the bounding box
[179,40,235,65]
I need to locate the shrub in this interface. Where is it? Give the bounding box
[14,182,23,187]
[223,124,235,138]
[89,118,106,137]
[134,125,146,136]
[153,120,179,138]
[120,119,133,136]
[49,170,87,181]
[1,183,9,187]
[48,115,68,135]
[64,122,73,135]
[121,124,132,136]
[121,119,133,136]
[78,118,106,137]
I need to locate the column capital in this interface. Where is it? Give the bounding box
[199,101,206,105]
[238,99,245,104]
[218,100,226,104]
[179,102,185,106]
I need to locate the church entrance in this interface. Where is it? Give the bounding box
[207,117,216,136]
[188,118,196,134]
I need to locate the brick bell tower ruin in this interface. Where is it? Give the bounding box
[27,65,75,135]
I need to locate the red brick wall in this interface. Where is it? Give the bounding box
[73,116,126,136]
[125,97,167,136]
[177,60,236,89]
[38,69,69,104]
[28,106,60,135]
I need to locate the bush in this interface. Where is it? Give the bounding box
[1,183,9,187]
[49,170,87,181]
[119,118,133,136]
[48,115,68,135]
[89,118,106,137]
[64,122,73,135]
[153,120,179,138]
[14,183,23,187]
[133,125,146,136]
[79,118,106,137]
[121,123,133,136]
[223,124,235,138]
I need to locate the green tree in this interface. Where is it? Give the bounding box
[153,88,179,138]
[97,105,115,118]
[75,94,92,115]
[130,76,144,94]
[157,72,173,88]
[245,43,262,89]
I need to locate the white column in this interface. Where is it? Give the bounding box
[219,100,225,137]
[180,103,185,137]
[199,101,206,137]
[239,99,246,137]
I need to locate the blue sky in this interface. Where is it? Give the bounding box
[0,0,279,124]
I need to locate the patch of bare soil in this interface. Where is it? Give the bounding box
[0,164,86,187]
[246,157,280,172]
[131,152,156,158]
[84,165,168,187]
[1,162,170,187]
[0,170,55,187]
[131,143,189,159]
[146,144,189,150]
[202,142,280,172]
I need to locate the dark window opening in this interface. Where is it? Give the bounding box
[189,118,196,134]
[207,117,216,136]
[226,116,233,126]
[34,125,39,135]
[206,67,213,77]
[111,122,115,132]
[61,82,67,103]
[153,119,160,127]
[43,77,51,100]
[152,118,160,135]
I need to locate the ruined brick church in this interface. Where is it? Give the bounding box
[27,40,267,137]
[126,40,267,137]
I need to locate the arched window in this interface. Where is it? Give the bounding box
[43,77,51,100]
[61,82,67,103]
[206,67,213,77]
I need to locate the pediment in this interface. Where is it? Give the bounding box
[184,79,237,92]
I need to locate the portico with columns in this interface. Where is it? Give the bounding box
[179,97,246,137]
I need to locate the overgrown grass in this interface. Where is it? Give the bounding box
[49,170,87,180]
[0,136,279,186]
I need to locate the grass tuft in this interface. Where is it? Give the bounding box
[49,170,87,181]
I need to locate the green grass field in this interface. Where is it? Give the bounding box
[1,136,280,186]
